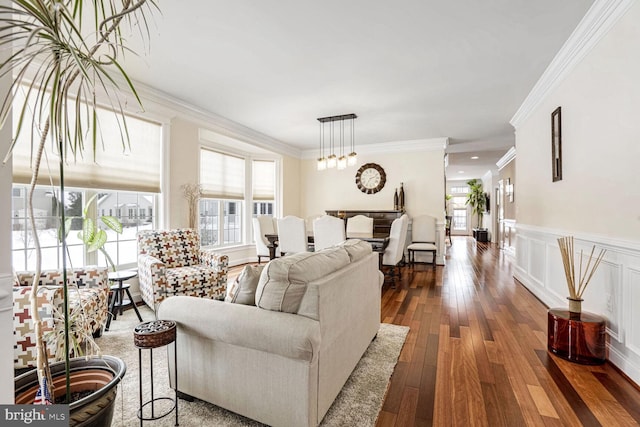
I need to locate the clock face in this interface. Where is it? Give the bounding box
[355,163,386,194]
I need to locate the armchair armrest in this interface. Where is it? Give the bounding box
[13,286,64,368]
[138,253,167,309]
[200,249,229,274]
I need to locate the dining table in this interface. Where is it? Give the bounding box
[264,232,390,261]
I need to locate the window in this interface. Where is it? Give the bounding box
[251,160,275,221]
[198,148,277,248]
[11,186,156,271]
[97,191,155,268]
[199,149,245,247]
[451,196,469,231]
[11,88,163,270]
[451,186,469,194]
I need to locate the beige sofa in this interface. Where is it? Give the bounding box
[158,240,383,427]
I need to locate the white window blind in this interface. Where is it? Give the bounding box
[252,160,275,201]
[200,148,245,199]
[11,89,162,193]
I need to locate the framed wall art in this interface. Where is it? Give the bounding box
[551,106,562,182]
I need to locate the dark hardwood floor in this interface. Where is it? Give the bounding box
[376,236,640,427]
[228,237,640,426]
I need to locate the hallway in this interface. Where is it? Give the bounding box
[377,236,640,426]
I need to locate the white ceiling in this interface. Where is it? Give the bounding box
[123,0,594,181]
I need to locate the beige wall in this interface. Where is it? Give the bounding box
[515,3,640,240]
[281,155,301,217]
[499,159,516,221]
[168,117,200,229]
[300,150,445,221]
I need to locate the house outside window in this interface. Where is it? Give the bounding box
[11,186,157,271]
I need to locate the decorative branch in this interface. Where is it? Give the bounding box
[557,236,606,300]
[181,183,202,229]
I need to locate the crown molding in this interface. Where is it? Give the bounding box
[132,81,302,159]
[496,147,516,170]
[510,0,634,129]
[301,137,448,159]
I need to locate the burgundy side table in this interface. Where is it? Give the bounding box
[547,308,606,365]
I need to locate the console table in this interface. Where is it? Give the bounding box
[325,210,403,235]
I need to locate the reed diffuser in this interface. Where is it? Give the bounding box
[557,236,606,314]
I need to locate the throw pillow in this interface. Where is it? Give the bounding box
[225,264,264,305]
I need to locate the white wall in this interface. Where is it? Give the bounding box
[513,1,640,385]
[0,62,13,402]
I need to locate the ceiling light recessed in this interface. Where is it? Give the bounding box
[458,171,465,174]
[471,156,479,160]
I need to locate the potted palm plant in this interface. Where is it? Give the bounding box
[1,0,157,422]
[465,179,486,240]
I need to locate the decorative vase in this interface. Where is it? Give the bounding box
[393,189,399,210]
[567,297,583,315]
[399,183,405,211]
[15,356,126,427]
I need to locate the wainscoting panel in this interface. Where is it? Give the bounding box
[514,224,640,387]
[627,267,640,356]
[528,238,547,286]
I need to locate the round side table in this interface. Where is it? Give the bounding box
[134,320,179,426]
[547,308,606,365]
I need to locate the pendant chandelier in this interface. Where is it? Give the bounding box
[317,113,357,171]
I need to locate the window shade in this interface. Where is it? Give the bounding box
[200,149,245,199]
[252,160,275,201]
[11,89,162,193]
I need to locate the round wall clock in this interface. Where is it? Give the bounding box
[355,163,386,194]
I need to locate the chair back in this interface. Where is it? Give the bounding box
[346,215,374,238]
[313,215,346,251]
[253,215,277,257]
[277,216,308,254]
[383,214,409,266]
[411,215,437,243]
[138,229,200,268]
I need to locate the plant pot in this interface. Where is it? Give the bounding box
[567,297,583,315]
[15,356,126,427]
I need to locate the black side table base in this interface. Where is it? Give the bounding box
[135,320,179,426]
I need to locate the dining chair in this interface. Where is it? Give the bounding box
[277,215,308,255]
[313,215,346,251]
[406,215,437,267]
[346,214,374,238]
[382,214,409,287]
[253,215,278,263]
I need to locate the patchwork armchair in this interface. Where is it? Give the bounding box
[137,228,228,310]
[13,267,109,369]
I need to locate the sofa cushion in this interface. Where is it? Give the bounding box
[164,265,226,300]
[225,264,264,305]
[255,248,350,313]
[335,239,372,262]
